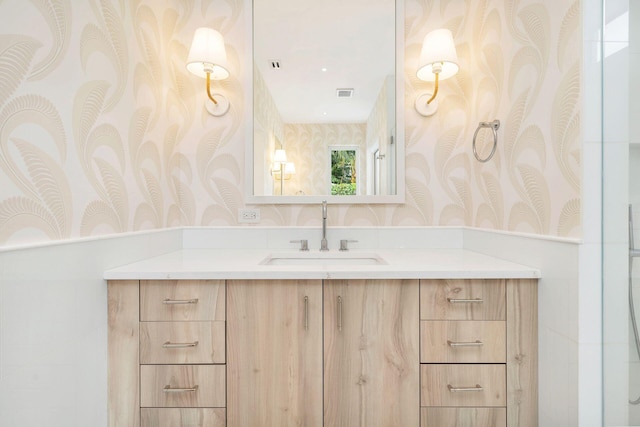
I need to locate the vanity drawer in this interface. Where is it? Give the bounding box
[141,408,226,427]
[420,321,505,363]
[141,280,225,321]
[421,407,506,427]
[140,321,226,364]
[141,365,226,408]
[420,279,505,320]
[420,364,506,407]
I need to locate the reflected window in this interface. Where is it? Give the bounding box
[330,148,358,195]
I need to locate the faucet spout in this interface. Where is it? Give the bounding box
[320,200,329,251]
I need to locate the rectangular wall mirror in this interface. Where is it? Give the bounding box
[246,0,404,204]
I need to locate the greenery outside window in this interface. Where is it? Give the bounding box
[330,148,357,195]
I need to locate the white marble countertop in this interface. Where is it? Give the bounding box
[103,248,541,280]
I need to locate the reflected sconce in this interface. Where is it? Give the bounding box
[415,29,459,117]
[186,27,230,116]
[270,149,295,195]
[273,161,296,180]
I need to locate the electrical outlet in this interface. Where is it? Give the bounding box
[238,208,260,223]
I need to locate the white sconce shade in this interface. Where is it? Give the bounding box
[415,28,459,117]
[284,162,296,175]
[271,150,294,194]
[186,27,230,116]
[273,149,287,164]
[187,28,230,79]
[417,29,459,81]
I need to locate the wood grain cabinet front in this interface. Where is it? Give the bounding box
[140,280,225,321]
[141,408,226,427]
[108,279,227,427]
[109,277,536,427]
[419,279,537,427]
[226,278,419,427]
[421,408,507,427]
[323,279,419,427]
[140,364,226,408]
[227,279,324,427]
[420,320,505,363]
[140,321,225,364]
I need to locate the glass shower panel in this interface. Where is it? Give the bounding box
[629,0,640,422]
[602,0,640,424]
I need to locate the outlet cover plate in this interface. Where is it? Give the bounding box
[238,208,260,223]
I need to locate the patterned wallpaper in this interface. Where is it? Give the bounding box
[0,0,581,247]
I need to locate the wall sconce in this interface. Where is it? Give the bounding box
[186,27,230,116]
[272,162,296,180]
[270,149,296,195]
[415,28,459,117]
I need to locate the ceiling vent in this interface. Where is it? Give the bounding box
[336,88,354,98]
[269,60,281,69]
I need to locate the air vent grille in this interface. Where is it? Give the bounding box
[336,88,354,98]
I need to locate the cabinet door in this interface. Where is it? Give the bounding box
[227,280,323,427]
[324,279,420,427]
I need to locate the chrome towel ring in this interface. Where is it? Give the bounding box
[472,120,500,163]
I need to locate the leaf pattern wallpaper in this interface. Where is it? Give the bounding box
[0,0,581,247]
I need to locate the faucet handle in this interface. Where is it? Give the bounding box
[339,239,358,251]
[290,239,309,251]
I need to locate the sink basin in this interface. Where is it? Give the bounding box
[260,252,387,266]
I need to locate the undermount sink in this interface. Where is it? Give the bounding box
[260,252,387,266]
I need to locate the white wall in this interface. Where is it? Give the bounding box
[0,230,181,426]
[464,228,583,426]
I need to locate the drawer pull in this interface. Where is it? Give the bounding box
[304,296,309,331]
[447,384,483,393]
[447,298,483,304]
[163,298,199,305]
[447,340,484,347]
[163,385,199,393]
[162,341,199,349]
[337,296,343,332]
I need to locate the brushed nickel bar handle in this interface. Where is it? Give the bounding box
[304,296,309,331]
[163,298,198,305]
[162,341,199,348]
[337,296,343,332]
[447,298,483,304]
[447,340,484,348]
[448,384,483,393]
[163,385,199,393]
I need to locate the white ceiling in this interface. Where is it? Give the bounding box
[253,0,395,124]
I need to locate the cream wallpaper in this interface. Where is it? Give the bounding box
[0,0,581,247]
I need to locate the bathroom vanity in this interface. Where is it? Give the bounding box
[105,248,539,427]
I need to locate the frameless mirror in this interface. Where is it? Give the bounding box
[247,0,404,204]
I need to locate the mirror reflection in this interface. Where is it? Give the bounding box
[252,0,398,199]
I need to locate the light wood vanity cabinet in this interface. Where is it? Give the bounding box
[323,279,419,426]
[108,280,226,427]
[420,279,537,427]
[108,277,536,427]
[227,278,419,427]
[227,279,324,427]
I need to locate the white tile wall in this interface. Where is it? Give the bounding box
[462,228,583,426]
[0,230,182,427]
[182,226,465,250]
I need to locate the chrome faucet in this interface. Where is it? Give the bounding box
[320,200,329,251]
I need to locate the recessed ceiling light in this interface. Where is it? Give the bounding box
[321,67,327,72]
